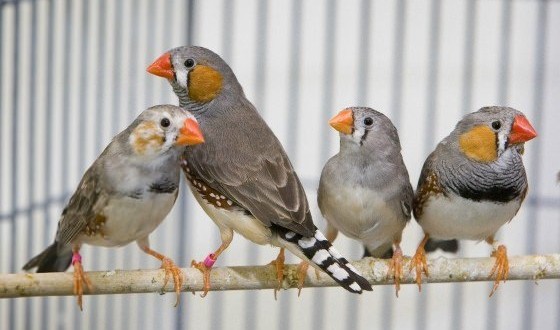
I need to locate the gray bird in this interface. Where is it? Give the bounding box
[23,105,205,310]
[147,46,372,296]
[318,107,413,296]
[410,106,537,296]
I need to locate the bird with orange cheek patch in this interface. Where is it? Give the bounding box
[409,106,537,296]
[147,46,372,297]
[23,105,204,310]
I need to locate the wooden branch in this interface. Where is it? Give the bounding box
[1,254,559,298]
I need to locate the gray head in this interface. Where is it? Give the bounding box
[121,105,204,160]
[446,106,537,163]
[146,46,244,106]
[329,107,402,153]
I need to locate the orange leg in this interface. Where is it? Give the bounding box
[388,240,404,297]
[191,229,233,297]
[71,247,93,311]
[269,248,285,300]
[139,242,183,307]
[487,237,509,297]
[409,234,430,291]
[295,225,338,297]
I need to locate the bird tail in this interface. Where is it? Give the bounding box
[278,227,372,294]
[425,238,459,254]
[22,241,72,273]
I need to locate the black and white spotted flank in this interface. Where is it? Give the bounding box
[278,226,372,293]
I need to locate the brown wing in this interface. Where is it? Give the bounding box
[55,166,109,245]
[185,108,315,237]
[413,151,445,220]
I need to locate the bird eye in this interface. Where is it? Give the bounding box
[160,118,171,128]
[184,59,195,69]
[364,117,374,126]
[491,121,501,130]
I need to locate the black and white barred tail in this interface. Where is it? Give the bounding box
[279,227,373,294]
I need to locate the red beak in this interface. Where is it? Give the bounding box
[176,118,205,146]
[508,115,537,144]
[147,52,174,80]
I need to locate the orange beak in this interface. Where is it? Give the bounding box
[176,118,205,146]
[329,109,354,135]
[508,115,537,144]
[147,52,174,80]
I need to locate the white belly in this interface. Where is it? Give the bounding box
[419,194,521,241]
[321,185,405,252]
[190,186,272,245]
[80,192,177,247]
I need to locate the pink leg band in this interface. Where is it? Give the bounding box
[203,254,216,268]
[72,252,82,265]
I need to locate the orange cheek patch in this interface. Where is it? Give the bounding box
[188,65,223,103]
[459,125,497,163]
[131,122,164,155]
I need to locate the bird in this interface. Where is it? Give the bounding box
[146,46,373,296]
[317,107,413,297]
[22,105,205,310]
[409,106,537,296]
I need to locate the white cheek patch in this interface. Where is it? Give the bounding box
[497,131,508,154]
[176,70,189,89]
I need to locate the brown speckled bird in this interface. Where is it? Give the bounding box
[23,105,204,310]
[147,46,372,296]
[409,106,537,296]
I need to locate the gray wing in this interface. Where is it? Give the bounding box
[186,108,315,237]
[55,166,109,246]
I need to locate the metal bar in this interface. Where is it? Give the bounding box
[486,1,512,329]
[8,0,20,328]
[25,0,39,328]
[390,0,407,129]
[3,254,560,298]
[244,1,268,329]
[522,0,548,329]
[452,1,478,329]
[314,1,337,329]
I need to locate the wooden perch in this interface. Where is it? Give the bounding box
[1,254,559,298]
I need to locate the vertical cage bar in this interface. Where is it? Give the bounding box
[176,0,196,328]
[522,1,548,329]
[486,1,512,329]
[417,2,441,328]
[8,0,21,328]
[390,0,406,129]
[244,0,268,329]
[25,0,39,329]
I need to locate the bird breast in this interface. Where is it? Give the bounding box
[79,192,177,247]
[320,183,405,245]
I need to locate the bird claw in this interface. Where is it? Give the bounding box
[160,257,184,307]
[296,262,309,297]
[269,252,285,300]
[388,248,404,297]
[191,259,212,298]
[409,247,428,292]
[72,260,92,311]
[489,245,509,297]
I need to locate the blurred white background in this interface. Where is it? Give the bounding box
[1,0,559,329]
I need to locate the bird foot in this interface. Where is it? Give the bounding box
[71,254,92,311]
[388,248,403,297]
[191,255,214,298]
[489,245,509,297]
[409,247,428,292]
[160,257,184,307]
[296,262,309,297]
[269,251,285,300]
